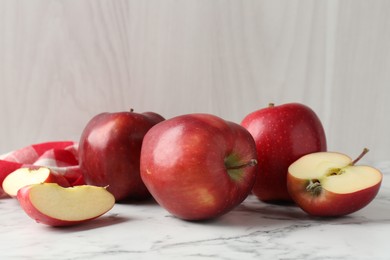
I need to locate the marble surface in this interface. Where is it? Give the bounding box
[1,161,389,260]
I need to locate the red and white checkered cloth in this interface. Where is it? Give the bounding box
[0,141,84,198]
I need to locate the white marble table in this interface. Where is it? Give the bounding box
[1,161,389,260]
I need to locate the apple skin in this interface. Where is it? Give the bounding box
[287,174,382,217]
[241,103,327,202]
[286,150,382,217]
[16,184,115,227]
[140,113,258,221]
[79,110,164,201]
[17,185,85,227]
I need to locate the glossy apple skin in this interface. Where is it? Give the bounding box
[241,103,327,202]
[46,172,70,188]
[140,113,258,220]
[79,110,164,201]
[287,174,382,216]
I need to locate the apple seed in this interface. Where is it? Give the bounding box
[326,168,345,177]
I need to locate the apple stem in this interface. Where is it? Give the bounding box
[227,159,257,170]
[268,103,275,107]
[130,108,134,112]
[351,148,369,166]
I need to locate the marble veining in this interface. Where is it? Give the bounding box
[0,162,389,260]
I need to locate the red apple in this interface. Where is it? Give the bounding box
[140,113,258,221]
[78,109,164,201]
[141,111,165,123]
[17,183,115,226]
[241,103,327,202]
[287,149,382,217]
[2,167,70,197]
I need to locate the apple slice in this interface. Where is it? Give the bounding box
[287,149,382,217]
[17,183,115,226]
[2,167,70,197]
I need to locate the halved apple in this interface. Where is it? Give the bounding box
[2,167,70,197]
[287,149,382,217]
[17,183,115,226]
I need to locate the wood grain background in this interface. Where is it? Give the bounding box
[1,0,389,161]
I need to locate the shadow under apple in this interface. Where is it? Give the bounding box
[48,213,131,232]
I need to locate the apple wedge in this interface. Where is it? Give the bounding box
[287,149,382,217]
[17,183,115,226]
[2,167,70,197]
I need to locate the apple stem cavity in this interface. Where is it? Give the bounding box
[325,148,370,177]
[227,159,258,170]
[306,179,322,197]
[306,148,370,197]
[350,148,370,166]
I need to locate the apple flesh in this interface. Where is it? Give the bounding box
[17,183,115,226]
[287,149,382,217]
[79,109,164,201]
[241,103,327,202]
[2,167,70,197]
[140,113,258,221]
[0,160,30,198]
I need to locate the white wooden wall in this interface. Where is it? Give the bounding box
[1,0,389,162]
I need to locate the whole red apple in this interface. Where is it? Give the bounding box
[79,109,164,201]
[140,113,258,221]
[287,149,382,216]
[241,103,327,202]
